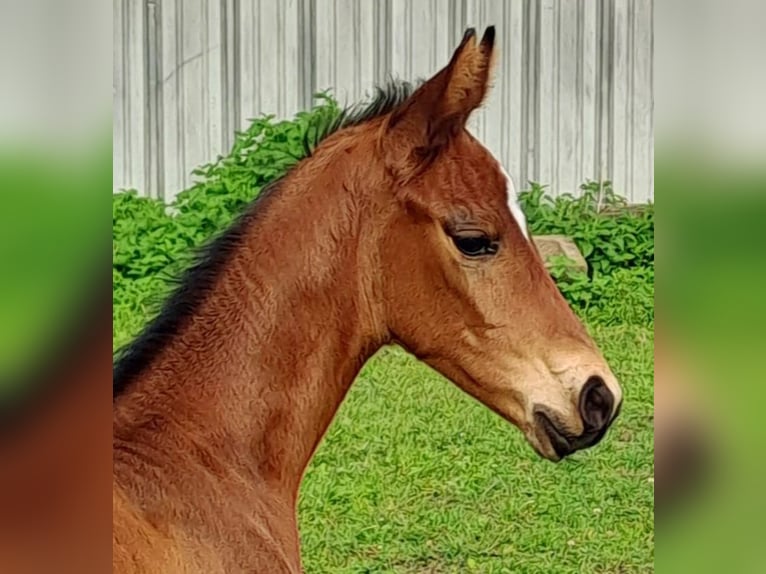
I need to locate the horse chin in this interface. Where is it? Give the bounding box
[487,404,564,462]
[528,434,564,463]
[524,418,571,463]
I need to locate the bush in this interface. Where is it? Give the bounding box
[113,98,653,346]
[519,181,654,326]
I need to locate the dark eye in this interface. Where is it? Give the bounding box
[451,234,498,257]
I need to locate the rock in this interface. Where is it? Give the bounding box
[600,204,651,217]
[531,235,588,274]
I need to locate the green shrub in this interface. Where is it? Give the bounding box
[520,181,654,325]
[520,180,654,275]
[113,97,653,347]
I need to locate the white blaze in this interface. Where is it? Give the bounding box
[478,142,530,239]
[484,147,529,241]
[499,165,529,240]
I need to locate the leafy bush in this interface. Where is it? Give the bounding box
[113,97,653,347]
[520,181,654,325]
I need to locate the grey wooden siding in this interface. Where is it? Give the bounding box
[114,0,653,203]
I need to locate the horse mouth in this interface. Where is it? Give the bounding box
[535,410,574,460]
[534,408,612,461]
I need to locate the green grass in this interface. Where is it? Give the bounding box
[298,325,654,573]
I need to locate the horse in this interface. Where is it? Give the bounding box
[113,27,623,573]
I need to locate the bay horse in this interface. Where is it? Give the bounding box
[113,27,622,573]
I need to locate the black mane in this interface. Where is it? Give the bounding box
[113,80,417,399]
[304,78,418,156]
[112,195,264,398]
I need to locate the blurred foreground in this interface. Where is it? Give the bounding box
[1,0,766,571]
[655,0,766,571]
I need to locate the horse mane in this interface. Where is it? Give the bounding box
[112,189,268,398]
[113,79,417,399]
[304,78,417,156]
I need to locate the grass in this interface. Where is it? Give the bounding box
[297,325,654,573]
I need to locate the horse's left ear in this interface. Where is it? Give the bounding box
[381,26,496,182]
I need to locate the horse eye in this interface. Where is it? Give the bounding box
[452,234,497,257]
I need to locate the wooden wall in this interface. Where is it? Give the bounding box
[114,0,653,203]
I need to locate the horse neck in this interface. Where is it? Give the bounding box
[114,142,388,502]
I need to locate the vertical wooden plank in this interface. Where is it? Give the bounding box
[119,0,147,194]
[205,0,224,163]
[408,0,432,78]
[521,0,539,192]
[597,0,613,199]
[354,0,376,101]
[113,0,126,190]
[391,0,450,82]
[555,0,579,195]
[179,0,204,191]
[160,0,181,197]
[221,0,240,152]
[432,0,452,76]
[373,0,392,87]
[129,0,147,192]
[145,0,162,199]
[238,0,260,122]
[278,0,303,117]
[255,0,280,116]
[335,0,356,102]
[313,0,337,98]
[239,0,301,123]
[580,0,599,185]
[631,0,653,202]
[390,0,413,80]
[298,0,316,110]
[449,0,467,44]
[314,0,380,108]
[536,0,556,191]
[159,0,226,201]
[611,0,630,199]
[504,0,526,190]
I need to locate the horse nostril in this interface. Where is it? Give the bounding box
[579,376,614,431]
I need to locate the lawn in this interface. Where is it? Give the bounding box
[297,325,654,573]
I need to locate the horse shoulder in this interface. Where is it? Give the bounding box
[112,484,194,573]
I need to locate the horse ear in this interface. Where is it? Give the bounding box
[381,26,496,182]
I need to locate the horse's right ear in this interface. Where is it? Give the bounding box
[380,26,496,183]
